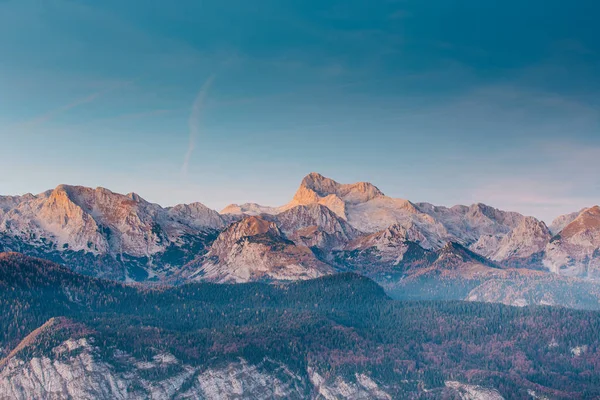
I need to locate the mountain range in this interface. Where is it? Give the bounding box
[3,173,600,398]
[2,172,600,308]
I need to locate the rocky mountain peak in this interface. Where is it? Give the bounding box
[187,214,332,283]
[273,204,359,250]
[436,241,499,269]
[126,192,144,203]
[470,202,494,216]
[293,173,385,206]
[47,185,144,215]
[516,216,552,238]
[291,184,325,205]
[440,241,470,257]
[465,203,524,228]
[168,202,224,230]
[0,184,225,273]
[489,216,552,262]
[550,210,582,234]
[300,172,341,197]
[31,186,108,254]
[381,223,409,238]
[560,206,600,238]
[220,203,279,216]
[0,195,31,214]
[48,184,77,203]
[240,215,279,235]
[221,216,282,243]
[544,206,600,279]
[276,204,356,234]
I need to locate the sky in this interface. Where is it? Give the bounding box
[0,0,599,222]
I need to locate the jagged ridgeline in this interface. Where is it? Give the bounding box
[1,253,600,399]
[2,173,600,310]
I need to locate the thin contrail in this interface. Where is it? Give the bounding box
[13,78,140,129]
[182,74,216,176]
[16,90,108,129]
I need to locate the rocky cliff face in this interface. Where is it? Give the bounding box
[289,172,384,208]
[487,217,552,263]
[0,185,225,257]
[332,223,431,276]
[7,335,507,400]
[0,346,400,400]
[445,381,504,400]
[544,206,600,278]
[418,242,506,279]
[167,203,225,231]
[0,194,34,214]
[0,185,224,281]
[549,210,583,235]
[0,315,398,400]
[273,204,360,250]
[183,216,332,283]
[466,275,600,309]
[0,320,309,400]
[0,317,511,400]
[220,203,280,217]
[1,350,309,399]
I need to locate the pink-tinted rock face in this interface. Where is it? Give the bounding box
[544,206,600,278]
[183,215,332,283]
[1,173,599,284]
[0,184,224,257]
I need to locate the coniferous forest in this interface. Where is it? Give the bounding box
[2,252,600,399]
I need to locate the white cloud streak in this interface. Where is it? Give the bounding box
[13,79,137,130]
[182,74,216,176]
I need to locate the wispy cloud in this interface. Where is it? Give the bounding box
[14,79,137,130]
[72,108,183,128]
[18,91,107,128]
[182,74,216,176]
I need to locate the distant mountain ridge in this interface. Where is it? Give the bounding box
[0,185,223,281]
[1,173,599,287]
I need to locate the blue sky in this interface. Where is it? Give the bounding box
[1,0,599,222]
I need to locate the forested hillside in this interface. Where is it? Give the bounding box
[1,252,600,398]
